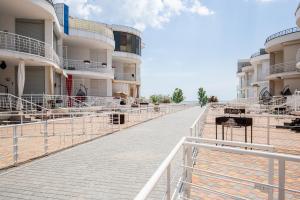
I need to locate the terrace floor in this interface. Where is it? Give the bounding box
[0,106,203,200]
[191,106,300,200]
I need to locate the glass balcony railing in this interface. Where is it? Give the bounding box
[270,61,299,74]
[265,27,300,44]
[69,18,114,40]
[114,73,140,82]
[250,49,267,58]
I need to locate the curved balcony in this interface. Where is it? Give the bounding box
[63,59,113,79]
[268,61,300,79]
[0,31,60,67]
[68,18,115,48]
[112,51,141,63]
[265,27,300,50]
[111,24,142,37]
[114,73,140,83]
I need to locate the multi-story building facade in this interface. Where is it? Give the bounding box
[111,25,142,99]
[237,3,300,100]
[265,27,300,96]
[0,0,64,97]
[0,1,143,104]
[60,16,115,97]
[237,49,269,100]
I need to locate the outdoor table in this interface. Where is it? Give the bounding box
[215,116,253,143]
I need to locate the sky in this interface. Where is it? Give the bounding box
[55,0,299,101]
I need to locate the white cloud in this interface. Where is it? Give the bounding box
[55,0,102,19]
[55,0,214,31]
[189,0,215,15]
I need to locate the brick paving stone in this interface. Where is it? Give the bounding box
[0,106,203,200]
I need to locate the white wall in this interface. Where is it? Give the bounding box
[72,77,109,96]
[284,44,300,62]
[66,46,108,63]
[113,82,129,95]
[0,15,15,32]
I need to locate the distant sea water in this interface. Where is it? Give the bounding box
[183,101,198,105]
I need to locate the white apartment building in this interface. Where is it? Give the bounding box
[0,0,64,97]
[111,25,142,99]
[0,1,143,104]
[60,16,115,97]
[265,26,300,96]
[237,3,300,100]
[237,49,269,99]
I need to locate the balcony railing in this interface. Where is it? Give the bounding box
[270,61,299,75]
[0,31,60,66]
[45,0,54,6]
[114,73,140,82]
[250,49,267,58]
[69,18,114,40]
[265,27,300,44]
[63,59,113,74]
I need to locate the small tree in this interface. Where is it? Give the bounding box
[198,87,208,107]
[150,95,160,104]
[172,88,184,103]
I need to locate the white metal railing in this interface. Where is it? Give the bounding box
[135,136,300,200]
[265,27,300,44]
[0,31,60,66]
[22,94,92,109]
[190,106,209,138]
[270,61,299,74]
[0,93,47,113]
[0,104,191,169]
[63,59,113,74]
[114,72,140,82]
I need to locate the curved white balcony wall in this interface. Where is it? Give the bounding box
[68,18,115,49]
[111,24,142,38]
[0,31,61,69]
[296,3,300,28]
[63,59,113,79]
[112,51,142,63]
[267,61,300,80]
[250,53,269,64]
[0,0,61,34]
[242,65,254,72]
[265,27,300,52]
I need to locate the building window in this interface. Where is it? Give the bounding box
[113,31,141,56]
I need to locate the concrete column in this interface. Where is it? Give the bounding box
[44,20,53,47]
[106,79,112,97]
[106,49,113,68]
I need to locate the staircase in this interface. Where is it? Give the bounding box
[0,93,47,124]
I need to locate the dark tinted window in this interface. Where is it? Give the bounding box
[113,31,141,55]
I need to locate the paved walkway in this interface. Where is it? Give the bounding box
[0,106,202,200]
